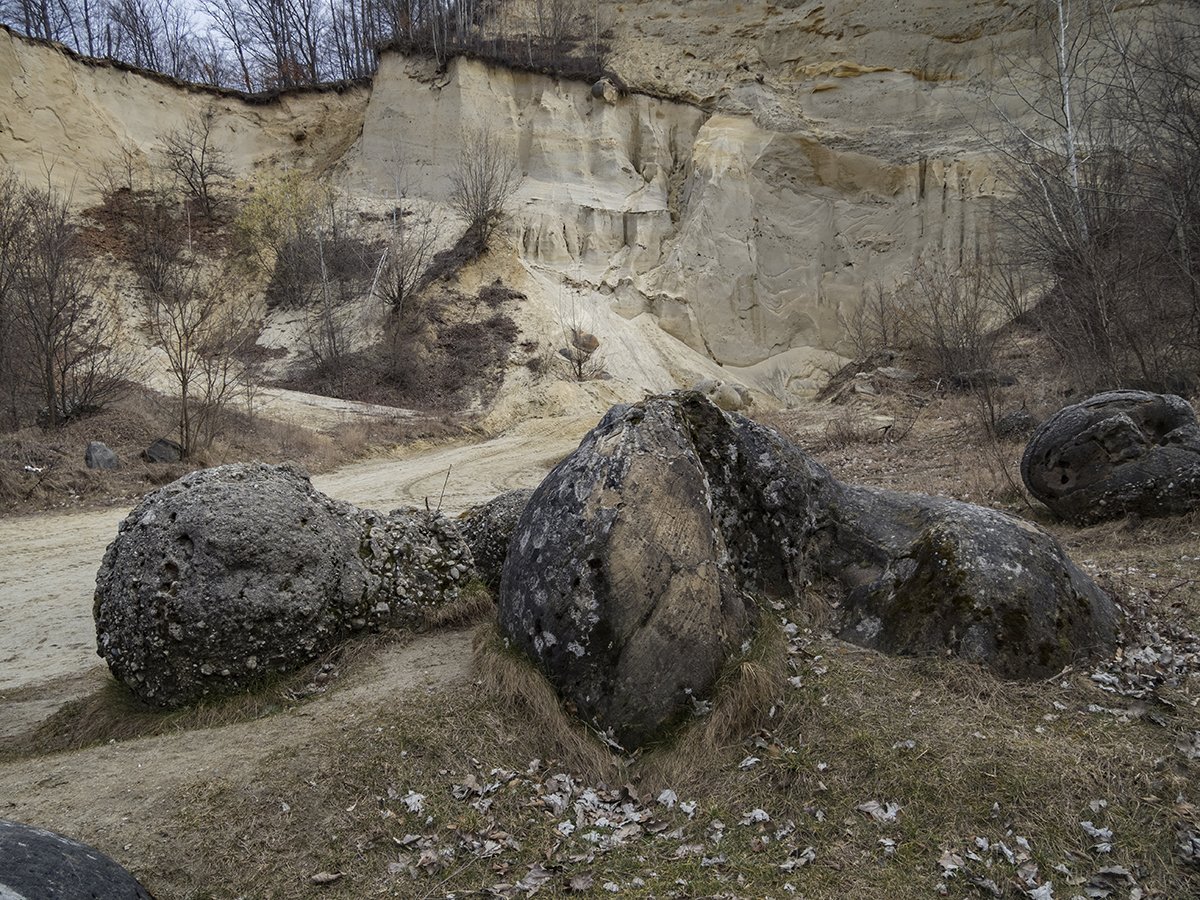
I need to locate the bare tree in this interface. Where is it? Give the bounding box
[0,169,31,430]
[14,180,129,427]
[158,106,233,219]
[376,180,441,316]
[448,125,519,247]
[144,261,256,458]
[988,1,1200,389]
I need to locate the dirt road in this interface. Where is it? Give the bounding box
[0,416,589,732]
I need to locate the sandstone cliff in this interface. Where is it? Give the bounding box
[0,3,1181,406]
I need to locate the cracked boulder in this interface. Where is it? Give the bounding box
[0,819,154,899]
[1021,390,1200,524]
[94,463,472,707]
[499,393,1121,747]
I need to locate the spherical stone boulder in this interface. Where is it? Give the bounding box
[498,393,831,749]
[94,462,376,707]
[458,489,534,589]
[0,819,154,899]
[831,487,1119,678]
[1021,390,1200,524]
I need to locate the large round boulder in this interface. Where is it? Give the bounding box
[95,463,374,706]
[498,394,833,749]
[832,488,1119,678]
[1021,390,1200,524]
[94,463,474,707]
[0,819,153,899]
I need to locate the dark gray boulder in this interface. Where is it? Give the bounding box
[0,819,153,899]
[994,408,1037,439]
[142,438,182,464]
[94,463,473,707]
[498,394,832,748]
[85,441,120,470]
[831,488,1119,678]
[1021,390,1200,524]
[458,489,533,588]
[500,393,1120,747]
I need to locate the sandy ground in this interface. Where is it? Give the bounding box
[0,415,591,739]
[0,627,475,871]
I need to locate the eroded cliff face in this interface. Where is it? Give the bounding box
[0,25,369,200]
[0,4,1175,404]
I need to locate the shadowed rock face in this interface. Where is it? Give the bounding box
[499,393,1120,748]
[458,489,535,589]
[830,488,1119,680]
[1021,391,1200,524]
[94,463,473,707]
[0,819,154,899]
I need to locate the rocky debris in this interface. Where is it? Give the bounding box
[94,463,471,707]
[84,441,119,470]
[0,819,154,899]
[876,366,917,383]
[994,408,1037,439]
[833,488,1119,679]
[1020,390,1200,524]
[458,489,533,589]
[358,507,475,625]
[947,369,1018,390]
[500,393,1119,747]
[142,437,183,464]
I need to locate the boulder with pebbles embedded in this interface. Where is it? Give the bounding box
[0,819,154,899]
[499,393,833,748]
[359,506,475,622]
[94,463,472,707]
[500,392,1121,747]
[458,489,533,589]
[831,487,1119,678]
[1021,390,1200,524]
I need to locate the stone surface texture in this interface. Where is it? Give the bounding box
[94,463,472,707]
[0,818,154,899]
[1021,391,1200,524]
[458,489,534,589]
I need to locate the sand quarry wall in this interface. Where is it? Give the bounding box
[0,4,1181,397]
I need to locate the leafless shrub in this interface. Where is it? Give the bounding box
[556,291,605,381]
[448,126,519,248]
[144,261,257,459]
[377,208,442,317]
[839,283,905,359]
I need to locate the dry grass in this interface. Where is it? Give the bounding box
[471,621,620,782]
[421,580,495,630]
[84,616,1197,898]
